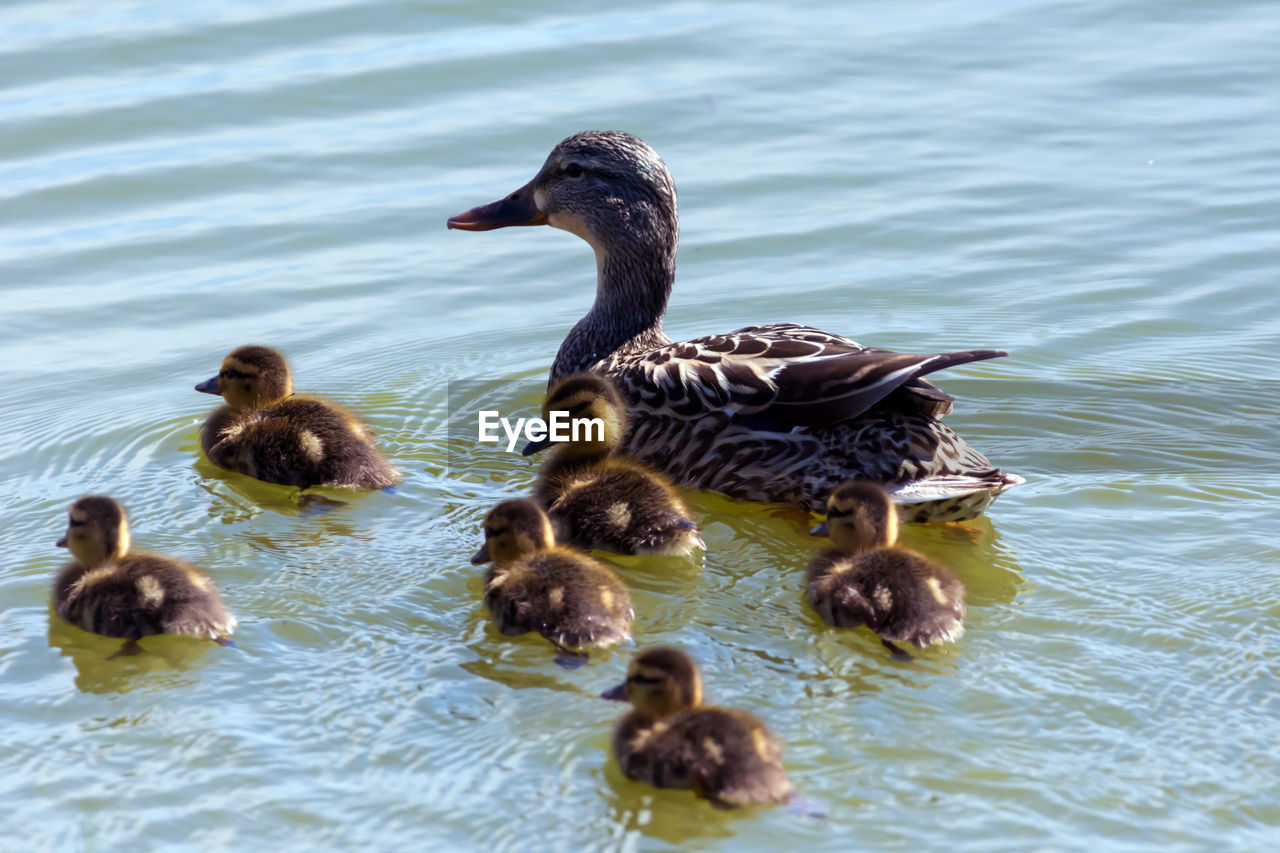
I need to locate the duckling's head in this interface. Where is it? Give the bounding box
[602,646,704,718]
[56,496,130,568]
[448,131,677,262]
[811,481,899,552]
[195,345,293,409]
[471,499,556,565]
[522,373,628,457]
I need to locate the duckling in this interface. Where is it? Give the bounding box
[196,345,400,490]
[808,481,965,656]
[52,496,236,642]
[523,373,704,556]
[602,647,793,807]
[471,499,633,653]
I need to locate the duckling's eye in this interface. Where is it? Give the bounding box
[628,674,661,685]
[221,368,250,381]
[565,162,584,178]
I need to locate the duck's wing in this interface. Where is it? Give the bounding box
[622,323,1007,428]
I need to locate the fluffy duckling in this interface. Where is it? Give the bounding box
[471,499,633,652]
[524,373,704,556]
[808,481,965,656]
[602,647,793,807]
[53,496,236,642]
[196,345,400,490]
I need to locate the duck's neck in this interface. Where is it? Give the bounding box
[551,239,676,380]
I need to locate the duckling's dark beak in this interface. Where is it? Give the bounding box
[470,543,491,565]
[195,375,221,395]
[447,177,548,231]
[809,521,829,537]
[521,437,552,457]
[55,536,67,548]
[601,681,628,701]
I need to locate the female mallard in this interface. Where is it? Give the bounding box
[448,130,1022,522]
[53,496,236,642]
[471,499,633,652]
[809,481,965,657]
[526,373,704,556]
[602,647,793,807]
[196,345,400,490]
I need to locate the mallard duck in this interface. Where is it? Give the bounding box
[195,345,400,489]
[448,130,1023,522]
[602,646,793,807]
[808,481,965,656]
[53,496,236,641]
[524,373,705,556]
[471,499,633,651]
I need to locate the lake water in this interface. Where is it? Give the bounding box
[2,0,1278,849]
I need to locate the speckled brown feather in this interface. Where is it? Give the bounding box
[448,131,1022,521]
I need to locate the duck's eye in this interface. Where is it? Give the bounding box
[565,162,584,178]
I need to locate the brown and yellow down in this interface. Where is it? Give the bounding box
[196,344,399,489]
[471,499,632,650]
[808,481,965,648]
[603,647,793,807]
[53,496,236,641]
[527,373,704,556]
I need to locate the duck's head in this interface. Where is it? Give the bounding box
[602,646,703,717]
[56,496,130,568]
[810,481,899,552]
[447,131,678,267]
[196,345,293,409]
[521,372,628,457]
[471,498,556,565]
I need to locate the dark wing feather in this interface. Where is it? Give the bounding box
[621,323,1006,428]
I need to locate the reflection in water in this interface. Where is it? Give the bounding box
[898,515,1026,609]
[599,768,740,845]
[47,614,223,695]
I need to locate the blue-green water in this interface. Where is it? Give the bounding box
[2,1,1278,849]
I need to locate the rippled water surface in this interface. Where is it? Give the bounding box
[3,1,1278,849]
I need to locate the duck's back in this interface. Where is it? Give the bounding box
[613,706,792,806]
[573,323,1021,520]
[53,554,235,640]
[483,550,632,649]
[807,547,965,646]
[539,461,700,555]
[202,397,398,489]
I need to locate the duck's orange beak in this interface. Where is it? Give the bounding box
[447,177,547,231]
